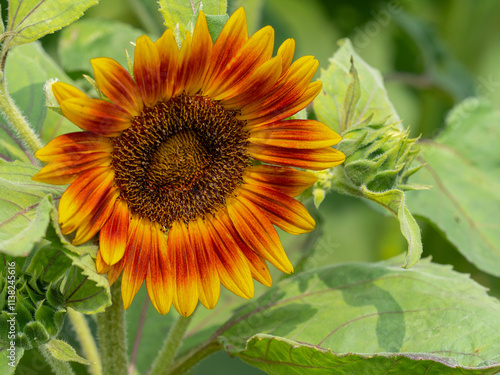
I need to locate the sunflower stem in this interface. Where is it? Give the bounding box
[68,308,102,375]
[0,62,44,155]
[38,344,76,375]
[167,341,222,375]
[149,313,194,375]
[96,280,129,375]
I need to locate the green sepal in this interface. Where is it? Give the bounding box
[23,321,50,347]
[34,302,64,337]
[343,157,387,186]
[342,57,361,131]
[45,339,91,365]
[366,166,404,192]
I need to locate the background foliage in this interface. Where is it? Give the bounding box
[1,0,500,374]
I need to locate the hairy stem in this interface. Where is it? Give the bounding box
[67,308,102,375]
[149,313,194,375]
[96,281,128,375]
[38,344,76,375]
[168,341,222,375]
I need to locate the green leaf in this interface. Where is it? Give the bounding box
[361,187,422,268]
[205,14,229,41]
[0,5,4,35]
[406,98,500,277]
[0,42,79,163]
[313,38,400,134]
[0,160,65,257]
[0,345,23,375]
[5,0,98,47]
[218,257,500,373]
[58,18,145,75]
[44,339,90,365]
[158,0,227,42]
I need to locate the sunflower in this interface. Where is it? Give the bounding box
[33,8,345,317]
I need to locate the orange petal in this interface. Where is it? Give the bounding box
[108,256,126,286]
[134,35,161,107]
[243,165,317,198]
[184,12,213,95]
[227,196,293,274]
[91,57,143,116]
[202,7,248,92]
[240,184,316,235]
[121,216,152,309]
[205,214,254,299]
[249,119,342,149]
[207,26,274,99]
[168,221,199,317]
[72,187,120,245]
[155,28,179,101]
[33,153,111,185]
[146,223,172,314]
[95,250,111,273]
[58,167,115,234]
[172,31,193,97]
[277,38,295,74]
[218,211,272,287]
[190,218,220,309]
[100,199,130,265]
[36,132,113,162]
[60,97,132,136]
[52,82,87,103]
[248,143,345,170]
[220,56,282,109]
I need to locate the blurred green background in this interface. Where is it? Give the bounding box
[7,0,500,373]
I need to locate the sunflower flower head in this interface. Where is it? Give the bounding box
[33,8,345,317]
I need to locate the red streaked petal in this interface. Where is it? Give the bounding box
[35,132,113,162]
[218,211,272,287]
[207,26,274,99]
[240,184,316,235]
[58,167,115,234]
[146,223,172,315]
[227,196,293,274]
[248,143,345,170]
[134,35,161,107]
[243,165,317,197]
[60,97,132,136]
[249,119,342,149]
[100,199,130,265]
[220,55,282,108]
[172,31,192,97]
[72,187,119,245]
[91,57,143,116]
[121,216,152,309]
[205,214,254,299]
[155,28,179,101]
[202,7,248,92]
[184,12,213,95]
[108,256,126,286]
[168,221,199,317]
[239,56,317,117]
[245,81,322,127]
[190,218,220,309]
[52,82,87,104]
[33,153,111,185]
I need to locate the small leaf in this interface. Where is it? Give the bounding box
[44,339,90,365]
[342,57,361,132]
[361,187,422,268]
[0,161,65,257]
[6,0,98,47]
[0,345,24,375]
[406,98,500,277]
[158,0,227,42]
[218,257,500,373]
[205,14,229,41]
[314,38,400,134]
